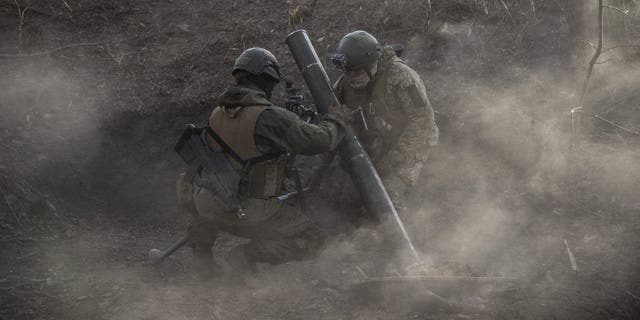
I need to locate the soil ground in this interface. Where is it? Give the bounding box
[1,0,640,319]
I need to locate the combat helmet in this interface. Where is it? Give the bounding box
[232,47,281,82]
[330,31,382,70]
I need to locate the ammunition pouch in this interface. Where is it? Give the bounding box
[175,124,245,212]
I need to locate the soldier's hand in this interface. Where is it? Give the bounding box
[326,102,341,114]
[322,103,345,124]
[327,103,352,122]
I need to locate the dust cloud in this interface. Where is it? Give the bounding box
[0,63,103,165]
[352,2,640,315]
[2,0,640,319]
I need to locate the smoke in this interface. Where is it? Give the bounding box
[0,62,103,163]
[0,60,106,235]
[3,0,640,319]
[350,1,640,314]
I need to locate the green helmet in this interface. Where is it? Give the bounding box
[330,31,382,70]
[232,47,281,82]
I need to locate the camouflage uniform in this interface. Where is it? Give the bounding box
[334,45,438,212]
[178,83,345,272]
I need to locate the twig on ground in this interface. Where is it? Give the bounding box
[478,0,488,15]
[355,266,368,279]
[0,277,48,290]
[591,113,640,135]
[582,40,598,50]
[287,1,301,31]
[545,270,555,284]
[61,0,72,12]
[370,275,518,281]
[603,5,629,15]
[623,0,629,32]
[0,41,112,58]
[566,199,604,218]
[573,108,640,135]
[563,239,579,271]
[379,26,423,34]
[569,106,582,154]
[628,291,640,301]
[499,0,512,18]
[422,0,432,32]
[105,46,121,64]
[254,25,265,38]
[0,181,19,227]
[105,46,139,65]
[422,0,432,52]
[530,0,536,19]
[16,251,38,261]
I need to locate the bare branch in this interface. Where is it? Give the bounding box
[594,58,613,64]
[602,44,640,53]
[578,0,604,110]
[422,0,432,43]
[581,40,598,50]
[572,108,640,135]
[563,239,579,272]
[14,0,29,54]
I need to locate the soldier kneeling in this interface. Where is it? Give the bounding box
[177,47,345,278]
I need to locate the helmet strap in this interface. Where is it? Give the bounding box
[248,74,276,99]
[234,71,276,99]
[366,60,379,80]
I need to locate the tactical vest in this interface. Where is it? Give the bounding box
[205,105,286,199]
[339,57,406,152]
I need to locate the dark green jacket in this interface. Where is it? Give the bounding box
[217,84,345,156]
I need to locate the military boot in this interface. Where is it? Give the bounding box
[188,221,219,279]
[192,242,218,279]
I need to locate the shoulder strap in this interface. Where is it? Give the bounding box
[204,125,282,168]
[372,65,390,106]
[205,126,245,164]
